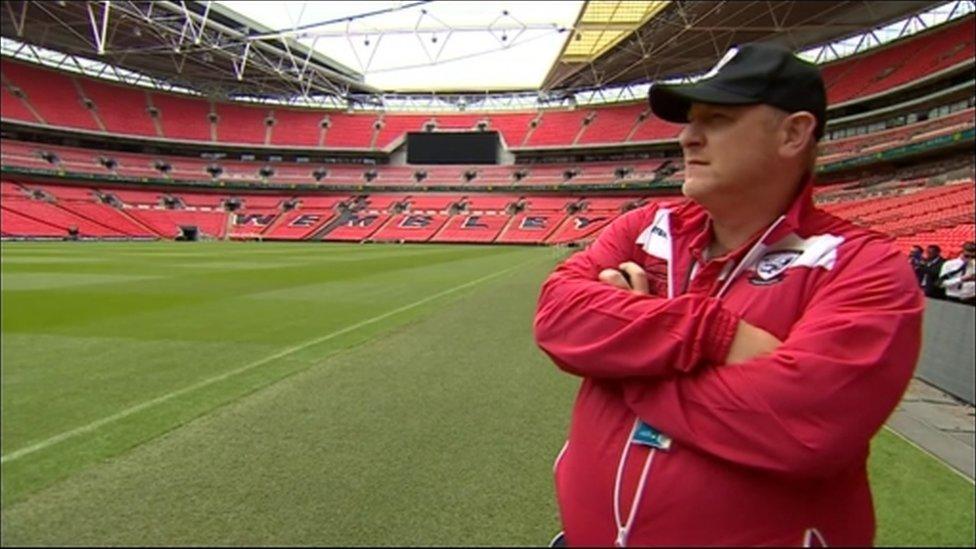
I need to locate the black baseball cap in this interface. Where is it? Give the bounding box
[648,42,827,139]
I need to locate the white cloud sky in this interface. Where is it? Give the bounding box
[218,1,584,91]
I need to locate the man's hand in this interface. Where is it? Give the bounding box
[726,320,782,364]
[597,261,781,363]
[598,262,649,294]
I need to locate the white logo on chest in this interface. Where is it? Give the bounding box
[754,250,803,280]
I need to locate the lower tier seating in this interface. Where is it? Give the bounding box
[435,214,510,243]
[3,179,972,252]
[369,213,451,242]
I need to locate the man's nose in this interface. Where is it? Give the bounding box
[678,123,703,150]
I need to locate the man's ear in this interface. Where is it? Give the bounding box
[779,111,817,159]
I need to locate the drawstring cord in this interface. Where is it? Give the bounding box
[612,419,658,547]
[605,211,788,546]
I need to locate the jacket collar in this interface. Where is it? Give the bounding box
[683,172,816,264]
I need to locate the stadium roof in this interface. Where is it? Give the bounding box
[542,0,941,91]
[0,0,969,108]
[552,1,670,64]
[217,1,585,92]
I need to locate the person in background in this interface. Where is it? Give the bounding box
[939,241,976,305]
[908,245,925,286]
[921,244,947,299]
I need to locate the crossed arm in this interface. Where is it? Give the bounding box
[533,208,783,380]
[534,209,924,477]
[599,262,782,365]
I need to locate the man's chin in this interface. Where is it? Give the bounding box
[681,178,712,200]
[682,178,735,209]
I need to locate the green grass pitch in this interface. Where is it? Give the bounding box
[1,241,972,546]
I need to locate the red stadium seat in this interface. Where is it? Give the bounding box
[263,209,337,240]
[214,103,270,145]
[434,213,510,243]
[151,92,212,142]
[1,60,99,130]
[495,212,566,243]
[370,213,450,242]
[77,78,157,137]
[322,213,391,241]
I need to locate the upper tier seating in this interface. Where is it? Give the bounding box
[579,104,645,145]
[322,113,378,149]
[819,108,975,159]
[486,113,537,147]
[374,115,430,149]
[1,60,99,130]
[525,110,587,147]
[269,108,324,147]
[0,138,679,188]
[150,91,212,141]
[214,103,270,145]
[629,113,684,142]
[9,18,970,151]
[821,16,974,104]
[77,78,157,137]
[1,84,39,123]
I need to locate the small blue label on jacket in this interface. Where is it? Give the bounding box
[632,420,672,450]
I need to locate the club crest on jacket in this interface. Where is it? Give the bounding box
[750,250,803,284]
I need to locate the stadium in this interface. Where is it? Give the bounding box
[0,0,974,545]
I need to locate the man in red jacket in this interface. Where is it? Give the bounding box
[534,43,923,547]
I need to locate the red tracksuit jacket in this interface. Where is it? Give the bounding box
[534,183,924,547]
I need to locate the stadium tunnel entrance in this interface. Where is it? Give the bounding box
[177,226,199,241]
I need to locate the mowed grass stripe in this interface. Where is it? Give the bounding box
[0,244,524,340]
[2,250,972,546]
[1,242,555,506]
[882,425,976,485]
[0,254,574,546]
[871,429,975,546]
[0,256,539,465]
[1,243,534,434]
